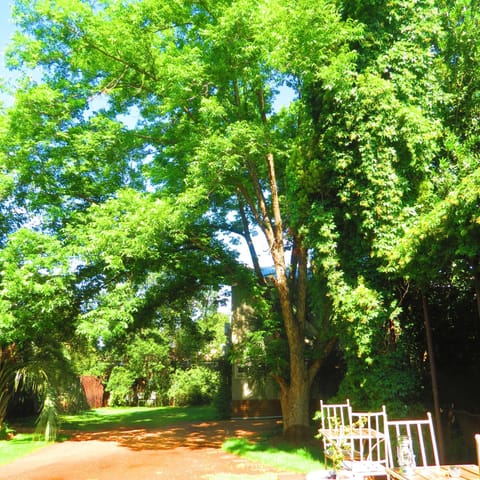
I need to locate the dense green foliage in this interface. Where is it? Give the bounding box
[0,0,479,445]
[168,366,220,406]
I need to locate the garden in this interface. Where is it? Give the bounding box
[1,0,480,477]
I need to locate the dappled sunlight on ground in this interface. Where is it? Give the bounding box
[68,419,283,451]
[0,418,301,480]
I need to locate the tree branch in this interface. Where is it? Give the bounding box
[63,21,159,83]
[266,152,283,251]
[238,195,266,285]
[296,239,308,331]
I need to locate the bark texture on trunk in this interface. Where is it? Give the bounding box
[280,377,311,440]
[242,151,323,438]
[270,224,317,437]
[472,259,480,322]
[422,291,444,463]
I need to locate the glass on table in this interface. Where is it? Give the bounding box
[397,435,415,476]
[448,466,460,478]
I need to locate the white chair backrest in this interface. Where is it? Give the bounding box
[318,399,353,468]
[319,399,352,432]
[350,405,389,466]
[387,412,440,467]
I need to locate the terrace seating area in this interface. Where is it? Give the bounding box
[309,399,479,480]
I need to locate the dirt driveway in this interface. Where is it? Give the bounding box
[0,418,307,480]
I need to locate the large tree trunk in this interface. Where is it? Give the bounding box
[274,262,311,437]
[279,370,311,440]
[421,291,445,463]
[271,241,321,437]
[471,257,480,322]
[242,151,322,438]
[264,149,310,437]
[267,150,320,437]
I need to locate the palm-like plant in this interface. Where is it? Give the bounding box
[11,343,87,441]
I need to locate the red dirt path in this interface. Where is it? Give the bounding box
[0,418,307,480]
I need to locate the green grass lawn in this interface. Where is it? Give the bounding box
[222,436,324,474]
[60,404,218,431]
[0,433,48,466]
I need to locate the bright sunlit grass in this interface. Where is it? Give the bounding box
[222,437,324,473]
[0,434,47,466]
[60,404,218,431]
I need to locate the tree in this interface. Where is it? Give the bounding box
[64,187,235,408]
[0,344,17,432]
[1,0,350,435]
[64,189,236,343]
[352,1,480,457]
[2,0,457,437]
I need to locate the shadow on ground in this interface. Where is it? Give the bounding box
[68,418,284,451]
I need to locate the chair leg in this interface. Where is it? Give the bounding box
[475,434,480,473]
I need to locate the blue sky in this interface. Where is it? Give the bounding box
[0,0,16,106]
[0,0,15,52]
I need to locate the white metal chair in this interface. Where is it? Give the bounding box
[386,412,440,468]
[147,391,157,407]
[318,399,352,467]
[341,405,390,477]
[319,399,352,431]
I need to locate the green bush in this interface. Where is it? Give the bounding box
[0,422,15,440]
[105,366,135,406]
[168,366,219,406]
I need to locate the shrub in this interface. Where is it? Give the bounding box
[0,422,15,440]
[105,366,135,406]
[168,366,219,406]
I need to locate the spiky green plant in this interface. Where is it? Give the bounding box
[35,393,59,442]
[13,344,86,441]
